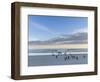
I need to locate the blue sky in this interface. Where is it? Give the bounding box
[28,15,88,41]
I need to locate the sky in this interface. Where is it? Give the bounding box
[28,15,88,41]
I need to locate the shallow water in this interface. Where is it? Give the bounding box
[28,54,88,66]
[28,48,88,66]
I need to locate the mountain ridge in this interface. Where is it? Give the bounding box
[29,32,88,45]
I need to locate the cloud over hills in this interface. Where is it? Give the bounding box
[29,31,88,45]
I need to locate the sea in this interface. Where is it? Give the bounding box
[28,48,88,66]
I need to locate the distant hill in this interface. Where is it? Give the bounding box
[29,32,88,45]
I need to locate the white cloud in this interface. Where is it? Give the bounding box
[29,37,39,41]
[30,20,55,34]
[72,28,88,34]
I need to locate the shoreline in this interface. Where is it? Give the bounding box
[29,44,88,49]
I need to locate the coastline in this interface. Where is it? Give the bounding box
[29,44,88,49]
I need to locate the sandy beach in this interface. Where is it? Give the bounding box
[29,44,87,49]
